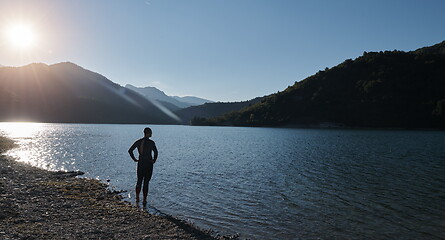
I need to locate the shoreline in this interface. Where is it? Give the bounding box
[0,135,235,240]
[1,121,443,132]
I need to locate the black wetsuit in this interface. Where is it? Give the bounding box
[128,137,158,195]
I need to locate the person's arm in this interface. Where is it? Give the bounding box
[128,141,139,162]
[152,142,158,163]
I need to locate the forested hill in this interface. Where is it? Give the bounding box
[0,62,179,124]
[175,97,263,124]
[193,41,445,128]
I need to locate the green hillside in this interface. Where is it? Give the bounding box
[194,41,445,128]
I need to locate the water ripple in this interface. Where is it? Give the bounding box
[1,123,444,239]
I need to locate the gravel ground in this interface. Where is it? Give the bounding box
[0,136,236,240]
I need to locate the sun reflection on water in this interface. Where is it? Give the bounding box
[0,122,64,171]
[0,122,43,138]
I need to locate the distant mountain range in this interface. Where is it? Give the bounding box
[0,62,258,125]
[125,84,213,110]
[0,62,180,124]
[125,84,262,124]
[193,41,445,129]
[172,96,212,106]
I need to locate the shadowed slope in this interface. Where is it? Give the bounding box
[0,62,179,124]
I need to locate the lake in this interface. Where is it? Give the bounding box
[0,123,444,239]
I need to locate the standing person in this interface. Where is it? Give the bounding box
[128,127,158,204]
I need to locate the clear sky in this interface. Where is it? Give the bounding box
[1,0,444,102]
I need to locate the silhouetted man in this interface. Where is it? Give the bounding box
[128,127,158,203]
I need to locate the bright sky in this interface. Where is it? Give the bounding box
[1,0,444,102]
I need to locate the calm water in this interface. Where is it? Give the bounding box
[0,123,444,239]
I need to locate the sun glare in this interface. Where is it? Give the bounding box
[0,122,43,138]
[5,23,37,50]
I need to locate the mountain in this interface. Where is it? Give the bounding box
[414,41,445,55]
[125,84,213,109]
[171,96,212,106]
[194,41,445,129]
[125,84,188,109]
[0,62,180,124]
[175,97,263,124]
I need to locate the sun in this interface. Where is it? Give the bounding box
[5,23,37,50]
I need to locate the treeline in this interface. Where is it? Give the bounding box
[176,97,263,124]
